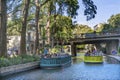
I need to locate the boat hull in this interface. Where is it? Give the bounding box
[40,56,71,68]
[84,56,103,63]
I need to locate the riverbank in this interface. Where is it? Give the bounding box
[0,61,40,76]
[106,55,120,63]
[1,56,120,80]
[1,54,120,77]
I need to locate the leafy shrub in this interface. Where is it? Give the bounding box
[0,57,11,67]
[0,54,39,68]
[50,47,60,54]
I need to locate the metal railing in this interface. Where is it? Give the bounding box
[73,31,120,38]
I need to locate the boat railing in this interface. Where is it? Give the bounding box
[84,51,103,63]
[40,54,71,67]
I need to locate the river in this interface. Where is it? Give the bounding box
[1,55,120,80]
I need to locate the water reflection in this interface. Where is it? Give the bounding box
[1,56,120,80]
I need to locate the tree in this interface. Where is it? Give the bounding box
[51,15,73,42]
[82,0,97,20]
[42,0,97,50]
[108,14,120,28]
[34,0,40,54]
[0,0,97,56]
[44,0,79,47]
[73,24,93,35]
[0,0,7,57]
[95,23,112,33]
[20,0,30,55]
[34,0,51,54]
[7,0,23,36]
[7,19,21,35]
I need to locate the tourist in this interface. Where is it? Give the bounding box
[7,49,12,56]
[85,50,90,56]
[44,47,48,55]
[111,49,117,55]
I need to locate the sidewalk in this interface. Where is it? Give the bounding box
[107,55,120,62]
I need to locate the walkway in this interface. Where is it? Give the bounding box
[107,55,120,62]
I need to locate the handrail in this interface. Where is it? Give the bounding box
[73,32,120,38]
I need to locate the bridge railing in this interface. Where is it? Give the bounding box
[73,31,120,38]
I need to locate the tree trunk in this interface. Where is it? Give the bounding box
[46,15,50,45]
[0,0,7,57]
[0,0,1,55]
[20,0,30,55]
[45,3,51,46]
[34,0,40,54]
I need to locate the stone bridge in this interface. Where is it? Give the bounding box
[57,32,120,56]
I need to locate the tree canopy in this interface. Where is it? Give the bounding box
[95,13,120,33]
[108,14,120,28]
[0,0,97,57]
[73,24,93,34]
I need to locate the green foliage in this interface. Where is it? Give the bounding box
[48,0,79,18]
[63,0,79,18]
[82,0,97,20]
[101,24,113,32]
[77,45,85,49]
[0,57,11,67]
[50,45,61,54]
[73,24,93,34]
[50,15,73,41]
[7,20,22,35]
[50,47,59,54]
[95,13,120,33]
[0,55,39,68]
[95,23,112,33]
[39,48,44,54]
[108,14,120,28]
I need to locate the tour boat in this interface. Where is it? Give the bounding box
[40,54,72,68]
[84,56,103,63]
[84,50,103,63]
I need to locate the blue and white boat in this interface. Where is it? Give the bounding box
[40,54,71,68]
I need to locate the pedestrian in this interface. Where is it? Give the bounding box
[7,49,12,56]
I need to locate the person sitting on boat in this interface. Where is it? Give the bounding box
[43,47,48,58]
[44,47,49,54]
[99,51,103,56]
[85,50,91,56]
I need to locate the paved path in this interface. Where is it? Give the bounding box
[107,55,120,62]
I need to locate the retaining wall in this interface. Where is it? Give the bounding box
[106,55,120,64]
[0,61,39,76]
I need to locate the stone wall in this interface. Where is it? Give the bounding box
[106,55,120,64]
[0,61,39,76]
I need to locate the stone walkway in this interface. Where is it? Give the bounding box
[107,55,120,62]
